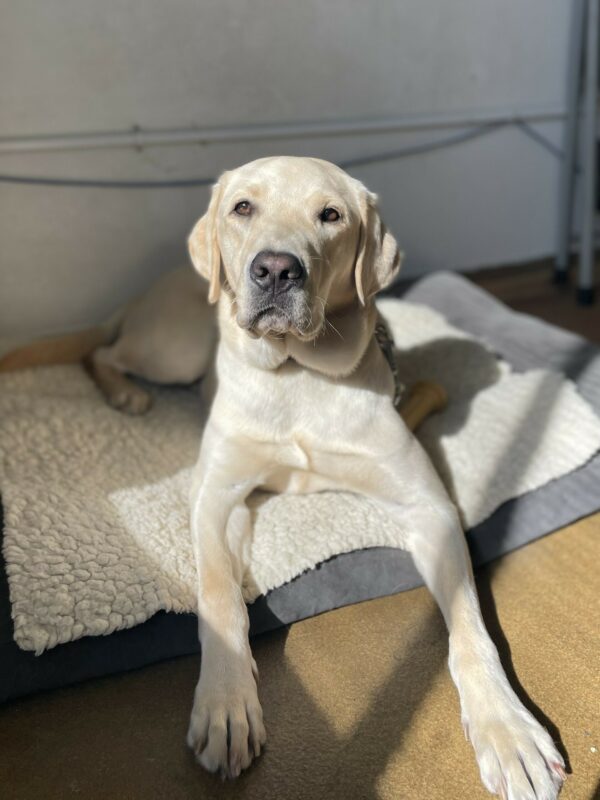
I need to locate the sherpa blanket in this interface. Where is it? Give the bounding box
[2,299,600,654]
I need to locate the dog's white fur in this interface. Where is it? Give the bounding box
[185,157,565,797]
[1,157,565,798]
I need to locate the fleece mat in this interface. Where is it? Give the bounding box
[1,284,600,657]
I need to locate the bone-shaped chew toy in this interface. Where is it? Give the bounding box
[400,381,448,432]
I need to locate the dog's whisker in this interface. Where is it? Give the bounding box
[325,318,344,340]
[313,296,344,341]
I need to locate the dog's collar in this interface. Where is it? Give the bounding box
[374,321,405,409]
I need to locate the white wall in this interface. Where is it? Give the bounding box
[0,0,570,340]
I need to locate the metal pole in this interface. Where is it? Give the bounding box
[555,0,586,282]
[578,0,599,303]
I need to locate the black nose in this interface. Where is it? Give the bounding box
[249,251,306,294]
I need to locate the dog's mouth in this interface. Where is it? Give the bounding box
[237,303,319,339]
[251,306,293,336]
[235,303,289,335]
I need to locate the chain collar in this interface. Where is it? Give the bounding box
[374,321,405,409]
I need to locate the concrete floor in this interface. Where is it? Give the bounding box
[1,263,599,800]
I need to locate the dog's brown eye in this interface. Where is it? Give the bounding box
[320,207,340,223]
[234,200,252,216]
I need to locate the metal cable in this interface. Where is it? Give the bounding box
[0,173,216,189]
[514,120,565,161]
[0,121,565,189]
[339,122,507,169]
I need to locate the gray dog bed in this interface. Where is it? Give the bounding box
[1,271,599,703]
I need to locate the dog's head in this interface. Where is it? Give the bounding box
[188,156,402,339]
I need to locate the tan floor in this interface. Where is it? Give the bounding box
[1,263,599,799]
[0,514,598,800]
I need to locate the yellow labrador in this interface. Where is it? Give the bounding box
[0,157,565,799]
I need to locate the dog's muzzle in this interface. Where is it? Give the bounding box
[239,250,313,336]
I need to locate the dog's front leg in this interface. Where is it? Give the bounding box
[187,432,268,778]
[407,500,566,800]
[315,425,566,800]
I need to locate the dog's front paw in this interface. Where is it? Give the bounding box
[187,661,266,779]
[466,704,566,800]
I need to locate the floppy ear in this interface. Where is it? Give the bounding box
[188,182,223,304]
[354,190,403,305]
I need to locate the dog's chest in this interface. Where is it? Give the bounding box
[215,345,394,449]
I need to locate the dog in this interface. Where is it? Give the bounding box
[0,157,565,799]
